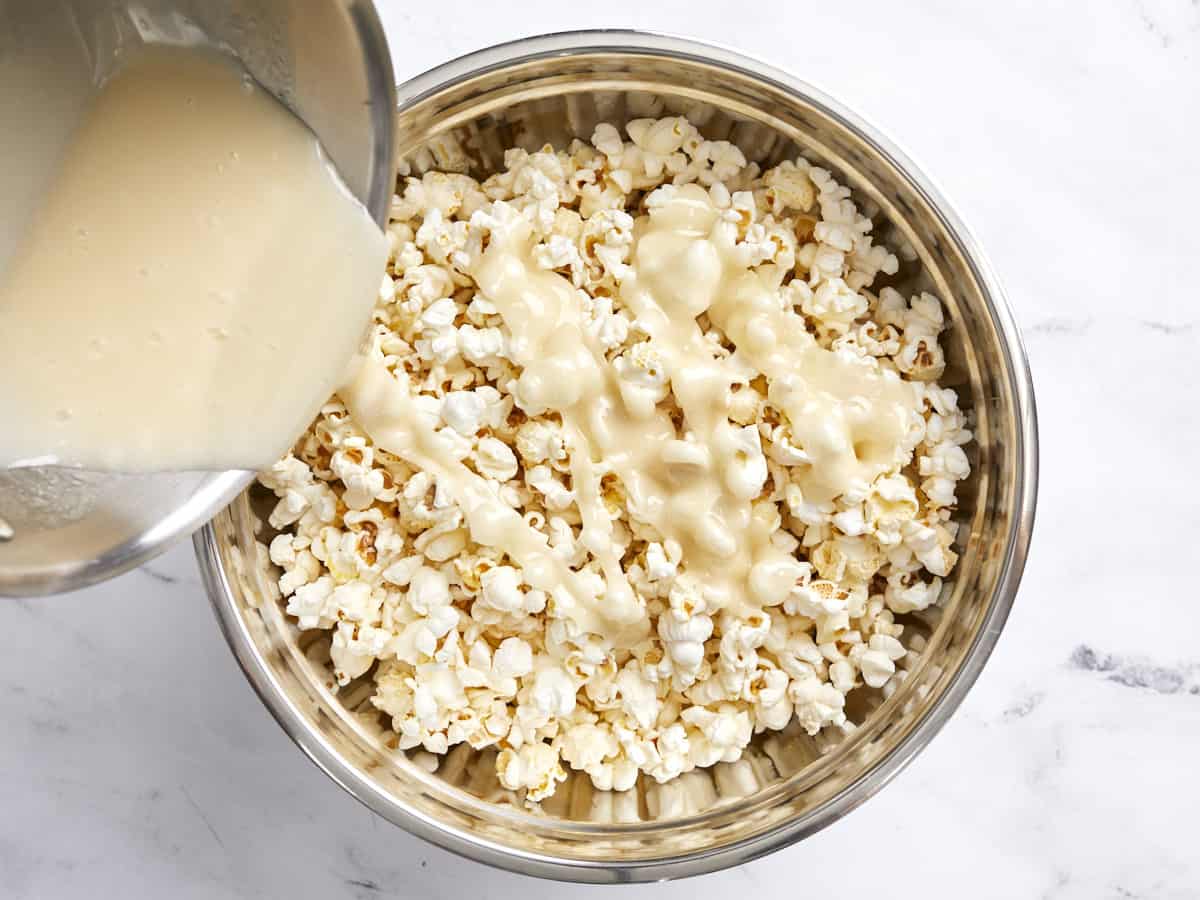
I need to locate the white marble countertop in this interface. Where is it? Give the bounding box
[4,1,1199,897]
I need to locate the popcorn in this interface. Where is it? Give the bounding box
[441,391,485,436]
[896,335,946,381]
[493,637,534,680]
[591,123,623,158]
[530,666,578,719]
[901,519,959,577]
[287,575,336,630]
[681,705,753,766]
[258,115,970,805]
[702,140,747,184]
[330,581,376,622]
[331,620,389,685]
[648,722,691,782]
[330,441,386,511]
[268,533,297,568]
[721,425,769,500]
[858,647,896,689]
[457,323,507,365]
[628,116,693,156]
[473,436,519,481]
[525,465,575,511]
[616,664,659,730]
[533,233,586,284]
[644,540,680,581]
[789,672,848,734]
[514,419,566,466]
[580,208,634,283]
[802,277,868,333]
[761,159,816,214]
[886,574,943,614]
[613,341,670,413]
[478,566,534,616]
[658,603,714,687]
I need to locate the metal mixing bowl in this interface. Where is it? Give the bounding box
[196,30,1038,882]
[0,0,396,596]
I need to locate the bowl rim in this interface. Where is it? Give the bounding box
[196,27,1039,883]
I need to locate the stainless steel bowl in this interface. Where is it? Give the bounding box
[196,30,1038,882]
[0,0,396,597]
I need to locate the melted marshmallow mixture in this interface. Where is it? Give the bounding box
[261,117,973,803]
[0,45,386,472]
